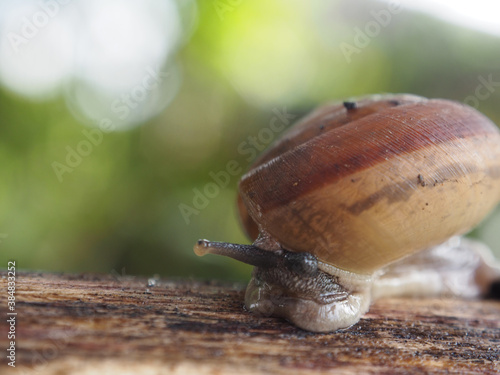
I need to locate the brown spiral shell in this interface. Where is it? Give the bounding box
[237,94,500,274]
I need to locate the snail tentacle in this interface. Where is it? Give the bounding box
[194,239,318,278]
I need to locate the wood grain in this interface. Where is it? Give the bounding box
[1,272,499,374]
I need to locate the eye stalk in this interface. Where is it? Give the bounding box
[194,239,318,278]
[283,251,318,277]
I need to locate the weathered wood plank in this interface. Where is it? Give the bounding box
[1,272,499,374]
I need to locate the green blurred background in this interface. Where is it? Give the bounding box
[1,0,500,281]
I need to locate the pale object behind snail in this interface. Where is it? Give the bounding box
[194,94,500,332]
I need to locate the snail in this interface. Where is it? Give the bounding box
[194,94,500,332]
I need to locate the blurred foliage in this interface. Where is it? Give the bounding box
[1,0,500,281]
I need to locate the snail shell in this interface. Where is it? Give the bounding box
[195,94,500,332]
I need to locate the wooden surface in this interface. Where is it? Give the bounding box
[0,272,499,374]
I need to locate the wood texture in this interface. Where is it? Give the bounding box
[1,271,499,374]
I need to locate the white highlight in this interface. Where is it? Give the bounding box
[0,0,194,129]
[394,0,500,37]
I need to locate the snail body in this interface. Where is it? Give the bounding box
[195,94,500,332]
